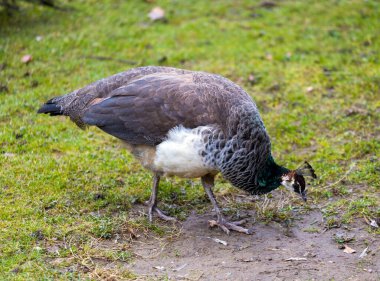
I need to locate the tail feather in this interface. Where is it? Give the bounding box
[37,98,63,116]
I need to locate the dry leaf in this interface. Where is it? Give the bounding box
[148,7,165,21]
[21,55,32,64]
[370,219,379,228]
[343,244,356,254]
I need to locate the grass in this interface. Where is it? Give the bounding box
[0,0,379,279]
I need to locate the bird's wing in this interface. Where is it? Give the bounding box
[52,66,193,128]
[82,72,227,145]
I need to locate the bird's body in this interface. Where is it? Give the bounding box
[38,66,315,234]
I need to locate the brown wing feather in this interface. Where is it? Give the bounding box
[51,66,255,145]
[82,73,227,145]
[52,66,193,128]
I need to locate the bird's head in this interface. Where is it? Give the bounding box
[280,161,317,202]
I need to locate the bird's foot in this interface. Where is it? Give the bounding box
[209,218,254,235]
[148,205,177,222]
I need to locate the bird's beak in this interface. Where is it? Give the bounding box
[301,190,307,202]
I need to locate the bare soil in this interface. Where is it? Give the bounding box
[123,209,379,281]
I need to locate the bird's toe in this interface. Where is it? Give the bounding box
[155,207,177,221]
[209,219,254,235]
[148,206,177,222]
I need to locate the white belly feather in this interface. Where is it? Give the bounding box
[154,126,215,178]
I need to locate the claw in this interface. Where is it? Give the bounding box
[148,205,177,222]
[209,219,254,235]
[202,175,254,235]
[154,207,177,221]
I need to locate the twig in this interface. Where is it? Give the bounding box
[83,55,137,65]
[320,162,356,189]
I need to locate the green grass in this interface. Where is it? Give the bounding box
[1,0,379,279]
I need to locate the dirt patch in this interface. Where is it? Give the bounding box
[122,209,379,281]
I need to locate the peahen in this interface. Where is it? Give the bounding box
[38,66,316,234]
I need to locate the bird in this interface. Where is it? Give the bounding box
[38,66,316,235]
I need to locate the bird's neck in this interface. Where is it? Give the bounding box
[220,151,289,194]
[256,155,289,193]
[207,106,289,194]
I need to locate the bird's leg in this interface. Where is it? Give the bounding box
[201,174,254,235]
[147,174,176,222]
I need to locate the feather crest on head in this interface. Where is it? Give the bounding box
[296,161,317,179]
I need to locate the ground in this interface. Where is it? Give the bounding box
[0,0,379,280]
[127,209,379,281]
